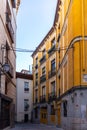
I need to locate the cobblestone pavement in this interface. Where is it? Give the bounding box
[10,123,64,130]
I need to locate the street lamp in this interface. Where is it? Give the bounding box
[3,63,10,73]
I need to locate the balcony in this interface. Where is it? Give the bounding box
[35,80,38,86]
[40,74,46,83]
[35,64,38,69]
[39,55,46,65]
[57,33,60,42]
[5,58,13,78]
[24,88,29,91]
[48,92,56,102]
[40,95,46,103]
[48,45,56,57]
[6,13,14,43]
[35,98,38,104]
[48,68,56,79]
[11,0,16,8]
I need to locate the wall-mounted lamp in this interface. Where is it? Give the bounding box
[3,63,10,73]
[0,63,10,93]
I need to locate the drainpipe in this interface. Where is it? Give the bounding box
[0,67,2,130]
[0,97,1,130]
[58,49,60,97]
[81,0,85,71]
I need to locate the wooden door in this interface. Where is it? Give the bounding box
[58,105,61,126]
[40,108,47,124]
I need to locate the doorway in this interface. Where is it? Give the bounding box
[24,114,28,122]
[58,105,61,126]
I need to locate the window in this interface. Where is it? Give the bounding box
[51,81,55,93]
[6,1,14,43]
[42,66,45,75]
[24,82,29,91]
[35,73,38,79]
[35,89,38,98]
[63,101,67,117]
[5,42,10,63]
[51,59,55,71]
[58,34,60,42]
[11,0,16,8]
[5,81,8,94]
[51,38,56,46]
[64,62,67,91]
[35,108,38,118]
[35,90,38,103]
[42,86,45,96]
[6,0,11,15]
[5,42,13,78]
[51,105,55,115]
[35,80,38,86]
[35,57,38,69]
[24,99,29,111]
[42,49,46,56]
[36,57,38,65]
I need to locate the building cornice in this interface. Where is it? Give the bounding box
[16,72,33,80]
[57,86,87,102]
[32,27,54,57]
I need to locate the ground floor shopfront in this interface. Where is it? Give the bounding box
[33,86,87,130]
[0,93,15,130]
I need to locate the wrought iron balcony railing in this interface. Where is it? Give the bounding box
[35,80,38,86]
[5,57,13,78]
[35,98,38,104]
[39,55,46,65]
[24,88,29,91]
[48,92,56,102]
[35,64,38,69]
[48,68,56,78]
[40,95,46,103]
[6,13,14,43]
[48,45,56,57]
[40,74,46,83]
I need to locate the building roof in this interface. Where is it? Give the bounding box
[31,0,60,57]
[31,27,54,57]
[53,0,61,26]
[16,72,33,80]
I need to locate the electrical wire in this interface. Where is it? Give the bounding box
[1,45,73,53]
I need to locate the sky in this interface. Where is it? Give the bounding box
[16,0,57,72]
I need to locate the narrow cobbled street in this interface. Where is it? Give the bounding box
[11,123,64,130]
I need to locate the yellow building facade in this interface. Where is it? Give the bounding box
[32,0,87,130]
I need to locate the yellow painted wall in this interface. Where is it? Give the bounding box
[58,0,87,94]
[32,0,87,124]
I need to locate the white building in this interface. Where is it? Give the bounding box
[16,71,33,122]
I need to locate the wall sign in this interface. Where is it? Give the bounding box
[83,74,87,82]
